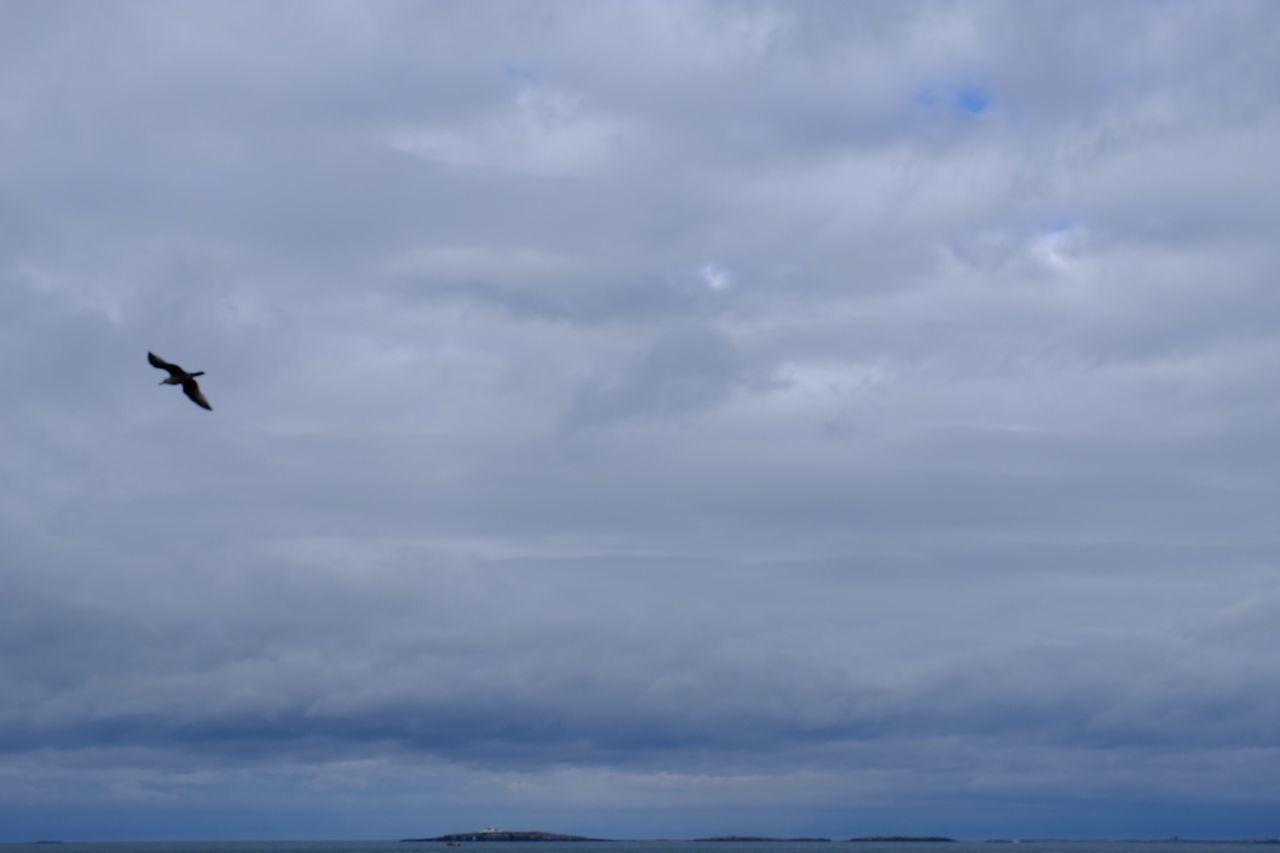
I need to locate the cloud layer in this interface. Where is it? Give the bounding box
[2,0,1279,841]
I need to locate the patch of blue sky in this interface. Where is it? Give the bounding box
[956,85,992,114]
[915,83,994,116]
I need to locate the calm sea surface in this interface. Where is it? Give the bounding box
[0,842,1270,853]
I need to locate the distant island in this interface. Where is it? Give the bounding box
[693,838,831,843]
[403,831,605,842]
[1160,841,1279,846]
[849,838,955,843]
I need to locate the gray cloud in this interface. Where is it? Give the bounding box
[2,0,1280,841]
[565,323,751,428]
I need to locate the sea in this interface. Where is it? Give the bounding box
[0,841,1274,853]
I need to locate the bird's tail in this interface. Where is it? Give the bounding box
[190,371,205,377]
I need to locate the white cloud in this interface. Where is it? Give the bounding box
[698,262,731,292]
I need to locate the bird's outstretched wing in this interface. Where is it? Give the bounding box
[148,351,184,377]
[182,378,213,411]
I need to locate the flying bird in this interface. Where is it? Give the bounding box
[148,351,213,411]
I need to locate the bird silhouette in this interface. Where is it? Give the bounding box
[148,352,212,411]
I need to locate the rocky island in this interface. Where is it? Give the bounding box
[849,838,955,843]
[403,831,606,842]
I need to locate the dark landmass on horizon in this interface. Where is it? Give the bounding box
[403,832,607,843]
[849,838,955,843]
[1134,841,1279,846]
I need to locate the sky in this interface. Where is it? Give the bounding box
[2,0,1280,842]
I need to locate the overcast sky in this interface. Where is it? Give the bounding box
[2,0,1279,842]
